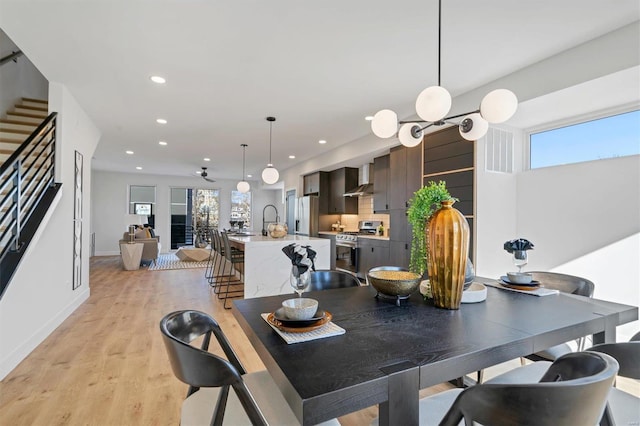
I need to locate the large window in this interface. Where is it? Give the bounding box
[129,185,155,227]
[231,191,251,228]
[529,109,640,169]
[170,188,219,249]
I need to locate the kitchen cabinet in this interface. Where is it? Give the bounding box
[423,126,475,260]
[357,238,389,280]
[373,154,389,212]
[329,167,358,214]
[390,144,422,210]
[303,171,329,214]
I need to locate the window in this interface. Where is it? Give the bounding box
[129,185,155,227]
[170,188,219,249]
[231,191,251,228]
[529,109,640,169]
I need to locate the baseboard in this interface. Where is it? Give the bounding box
[94,251,120,256]
[0,286,90,380]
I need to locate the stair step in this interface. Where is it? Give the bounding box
[11,106,48,117]
[5,113,43,124]
[20,98,48,108]
[0,130,30,142]
[0,121,38,132]
[0,139,23,151]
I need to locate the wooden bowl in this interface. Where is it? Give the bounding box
[367,269,422,297]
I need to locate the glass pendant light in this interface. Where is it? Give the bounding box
[237,143,250,193]
[261,116,279,184]
[370,0,517,146]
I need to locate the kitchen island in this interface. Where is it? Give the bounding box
[227,234,330,298]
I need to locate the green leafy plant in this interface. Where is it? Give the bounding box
[407,181,456,276]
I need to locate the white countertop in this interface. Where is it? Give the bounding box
[228,234,327,244]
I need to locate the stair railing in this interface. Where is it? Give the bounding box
[0,50,23,67]
[0,113,57,258]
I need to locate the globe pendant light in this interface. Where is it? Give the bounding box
[237,143,250,193]
[261,116,279,184]
[371,0,518,146]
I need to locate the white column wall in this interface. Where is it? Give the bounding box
[0,83,100,379]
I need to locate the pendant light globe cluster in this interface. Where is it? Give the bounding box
[237,143,250,193]
[371,0,518,147]
[261,116,279,185]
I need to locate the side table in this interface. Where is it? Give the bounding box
[120,242,143,270]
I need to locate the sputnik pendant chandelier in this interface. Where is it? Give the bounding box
[261,116,279,184]
[371,0,518,146]
[237,143,250,193]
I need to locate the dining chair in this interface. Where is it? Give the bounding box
[372,351,618,426]
[309,269,361,291]
[160,310,340,426]
[586,339,640,426]
[522,271,595,362]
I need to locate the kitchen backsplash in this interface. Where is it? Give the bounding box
[339,195,390,231]
[321,195,390,232]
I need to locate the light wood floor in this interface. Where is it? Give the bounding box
[1,256,636,425]
[0,256,451,425]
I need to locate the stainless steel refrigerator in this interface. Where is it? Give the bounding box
[294,195,320,237]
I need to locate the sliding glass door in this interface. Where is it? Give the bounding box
[170,188,219,249]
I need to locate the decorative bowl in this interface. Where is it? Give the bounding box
[367,268,422,297]
[267,222,288,238]
[507,272,533,284]
[282,298,318,320]
[461,282,487,303]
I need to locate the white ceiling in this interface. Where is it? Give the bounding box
[1,0,638,181]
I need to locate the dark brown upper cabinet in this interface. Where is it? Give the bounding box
[329,167,358,214]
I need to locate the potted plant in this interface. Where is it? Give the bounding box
[407,181,455,277]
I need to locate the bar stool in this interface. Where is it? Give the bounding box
[218,231,245,309]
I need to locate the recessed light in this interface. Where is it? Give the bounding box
[365,116,374,121]
[136,166,142,170]
[150,75,166,84]
[156,118,167,124]
[319,140,327,144]
[196,171,202,174]
[247,174,252,178]
[158,141,167,146]
[288,155,296,159]
[203,158,210,162]
[126,150,134,155]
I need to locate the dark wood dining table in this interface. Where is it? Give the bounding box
[232,281,638,425]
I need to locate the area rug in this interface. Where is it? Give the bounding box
[148,253,209,271]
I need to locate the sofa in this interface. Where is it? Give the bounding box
[119,227,160,265]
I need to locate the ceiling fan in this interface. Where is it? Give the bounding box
[200,167,215,183]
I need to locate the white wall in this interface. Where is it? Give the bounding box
[91,171,282,255]
[0,28,48,114]
[516,155,640,341]
[0,83,100,379]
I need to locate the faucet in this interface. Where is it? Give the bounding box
[262,204,279,236]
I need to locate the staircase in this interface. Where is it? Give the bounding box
[0,98,49,164]
[1,98,61,298]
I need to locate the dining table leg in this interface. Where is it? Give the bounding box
[593,317,617,344]
[379,361,419,426]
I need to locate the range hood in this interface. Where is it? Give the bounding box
[343,164,374,197]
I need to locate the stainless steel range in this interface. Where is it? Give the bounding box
[335,221,382,275]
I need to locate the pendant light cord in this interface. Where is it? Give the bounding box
[269,121,273,164]
[241,144,247,180]
[438,0,441,87]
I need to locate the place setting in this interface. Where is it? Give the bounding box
[484,238,559,296]
[259,245,346,344]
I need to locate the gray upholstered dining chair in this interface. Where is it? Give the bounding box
[309,269,361,291]
[522,271,595,362]
[586,339,640,426]
[160,310,340,426]
[372,351,618,426]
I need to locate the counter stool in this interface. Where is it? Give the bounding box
[218,232,245,309]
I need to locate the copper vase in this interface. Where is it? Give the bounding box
[427,200,470,309]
